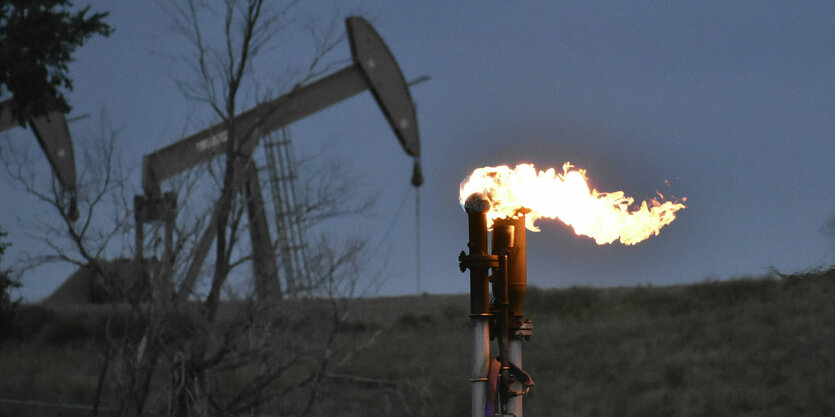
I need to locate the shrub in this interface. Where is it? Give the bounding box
[0,227,21,343]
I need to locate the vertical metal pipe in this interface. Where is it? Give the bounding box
[496,215,527,417]
[492,224,514,414]
[471,317,489,417]
[502,215,527,318]
[465,195,490,315]
[464,194,491,417]
[507,339,523,417]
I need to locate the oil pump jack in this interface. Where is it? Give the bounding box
[0,96,78,220]
[135,17,422,301]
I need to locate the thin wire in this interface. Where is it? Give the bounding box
[415,186,421,294]
[368,187,410,259]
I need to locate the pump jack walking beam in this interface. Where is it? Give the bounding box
[141,17,419,197]
[136,17,421,300]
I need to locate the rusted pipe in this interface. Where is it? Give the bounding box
[464,194,491,316]
[494,215,527,319]
[492,224,514,413]
[494,215,529,416]
[460,193,493,417]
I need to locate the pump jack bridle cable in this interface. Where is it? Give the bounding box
[368,187,410,260]
[415,185,421,294]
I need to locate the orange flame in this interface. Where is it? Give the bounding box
[459,163,686,245]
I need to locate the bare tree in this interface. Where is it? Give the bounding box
[0,113,133,277]
[148,2,359,415]
[114,1,379,416]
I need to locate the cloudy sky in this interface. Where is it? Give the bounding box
[2,1,833,300]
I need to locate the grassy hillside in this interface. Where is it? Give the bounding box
[1,266,833,416]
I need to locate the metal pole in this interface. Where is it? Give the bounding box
[492,223,514,415]
[461,194,492,417]
[471,315,490,417]
[497,215,528,417]
[243,160,281,298]
[161,192,176,301]
[508,339,523,417]
[134,196,145,264]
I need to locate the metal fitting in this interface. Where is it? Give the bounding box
[512,319,534,340]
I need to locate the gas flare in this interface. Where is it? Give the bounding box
[459,163,686,245]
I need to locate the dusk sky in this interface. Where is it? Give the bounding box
[1,1,833,301]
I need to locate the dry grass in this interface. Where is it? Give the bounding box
[1,267,833,416]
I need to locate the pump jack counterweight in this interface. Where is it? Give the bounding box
[1,95,79,221]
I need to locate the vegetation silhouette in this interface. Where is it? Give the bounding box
[2,266,833,416]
